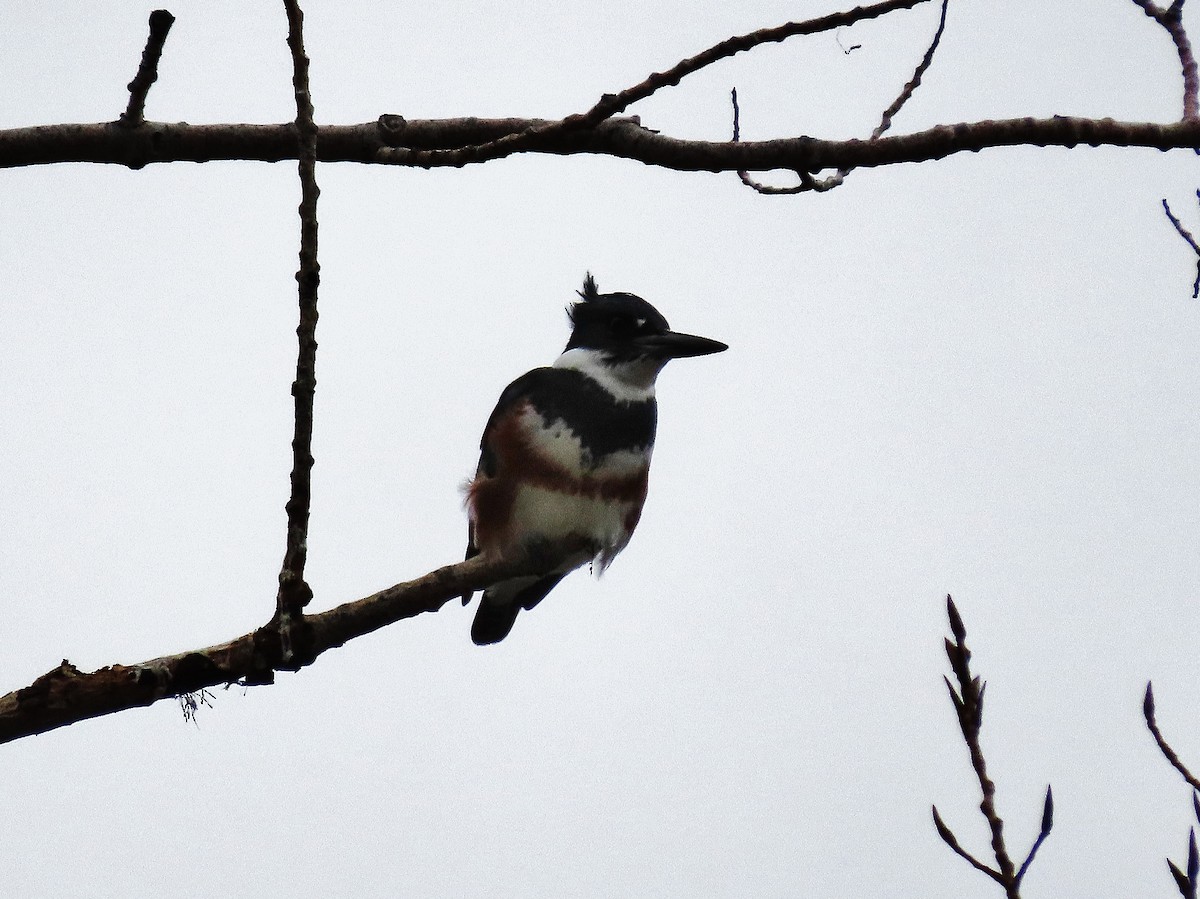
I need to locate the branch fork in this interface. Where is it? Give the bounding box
[931,597,1053,898]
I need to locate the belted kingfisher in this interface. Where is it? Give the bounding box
[462,274,727,645]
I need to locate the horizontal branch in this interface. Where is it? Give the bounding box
[2,115,1199,175]
[0,544,583,745]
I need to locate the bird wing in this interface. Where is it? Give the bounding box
[460,370,549,604]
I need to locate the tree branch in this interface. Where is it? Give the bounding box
[931,804,1006,884]
[1144,682,1200,792]
[1161,193,1200,297]
[575,0,933,127]
[1131,0,1198,120]
[941,597,1018,894]
[0,543,589,745]
[3,114,1199,173]
[1015,787,1054,888]
[118,9,175,129]
[934,597,1054,898]
[869,0,951,141]
[273,0,322,658]
[732,0,950,194]
[1166,815,1199,898]
[372,0,934,168]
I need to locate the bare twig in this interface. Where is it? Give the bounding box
[1162,194,1200,297]
[1130,0,1198,120]
[0,539,592,745]
[375,0,933,168]
[1015,787,1054,888]
[274,0,322,656]
[934,596,1053,898]
[942,596,1018,895]
[730,89,827,195]
[731,0,950,195]
[1167,826,1198,899]
[1145,685,1200,897]
[118,9,175,129]
[1144,682,1200,792]
[869,0,951,140]
[931,805,1005,884]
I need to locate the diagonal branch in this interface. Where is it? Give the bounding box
[1161,194,1200,297]
[932,805,1006,884]
[118,9,176,129]
[274,0,322,649]
[374,0,934,168]
[577,0,934,128]
[0,540,591,745]
[1144,682,1200,792]
[1131,0,1199,119]
[868,0,951,141]
[1015,787,1054,888]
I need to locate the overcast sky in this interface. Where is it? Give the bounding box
[3,1,1200,897]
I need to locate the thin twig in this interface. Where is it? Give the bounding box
[118,9,175,128]
[934,597,1053,897]
[377,0,933,168]
[731,0,949,195]
[942,597,1018,895]
[1161,195,1200,297]
[836,30,863,55]
[1131,0,1199,120]
[276,0,322,653]
[730,89,825,194]
[1166,827,1198,898]
[1147,684,1200,897]
[870,0,951,140]
[1144,682,1200,792]
[931,805,1005,884]
[1014,787,1054,887]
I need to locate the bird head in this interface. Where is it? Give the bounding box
[564,273,728,364]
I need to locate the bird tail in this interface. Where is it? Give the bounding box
[470,597,521,645]
[470,574,566,645]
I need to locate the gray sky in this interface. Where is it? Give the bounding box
[3,1,1200,896]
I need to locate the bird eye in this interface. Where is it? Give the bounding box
[608,315,635,335]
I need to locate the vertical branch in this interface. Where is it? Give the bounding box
[276,0,321,642]
[118,9,176,128]
[932,597,1053,898]
[942,598,1018,894]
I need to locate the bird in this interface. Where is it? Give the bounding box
[462,273,727,645]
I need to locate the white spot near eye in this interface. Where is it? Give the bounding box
[636,318,646,328]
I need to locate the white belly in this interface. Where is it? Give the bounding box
[508,483,636,568]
